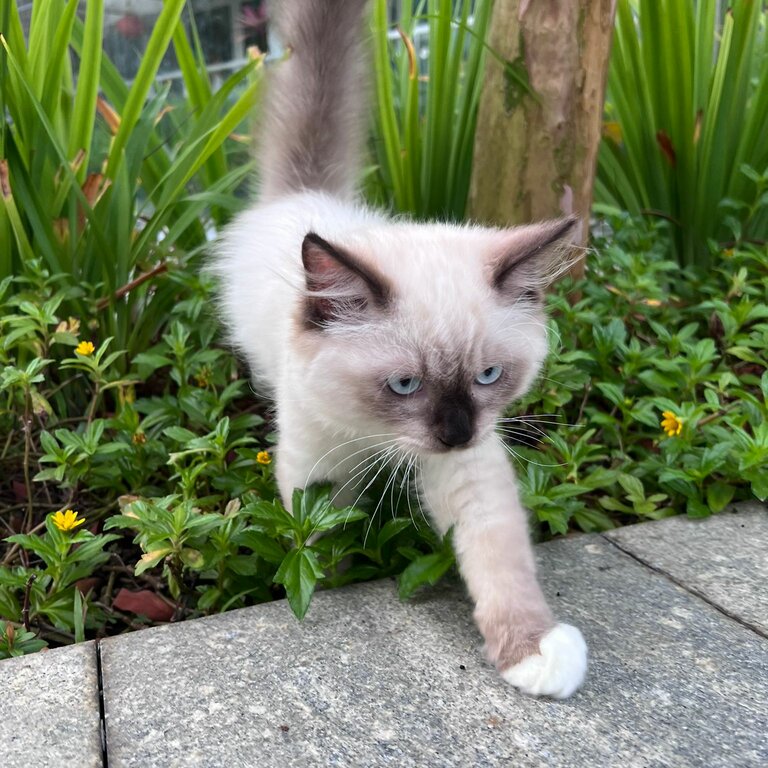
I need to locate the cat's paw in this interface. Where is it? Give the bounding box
[501,623,587,699]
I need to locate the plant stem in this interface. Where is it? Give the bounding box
[86,383,101,424]
[22,575,35,631]
[22,387,34,533]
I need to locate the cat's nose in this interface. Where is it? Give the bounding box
[436,407,473,448]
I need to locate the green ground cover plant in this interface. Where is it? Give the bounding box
[1,215,765,657]
[1,0,767,657]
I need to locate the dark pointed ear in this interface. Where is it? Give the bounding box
[491,216,579,302]
[301,233,392,328]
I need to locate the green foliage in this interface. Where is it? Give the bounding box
[0,621,47,659]
[0,514,117,644]
[512,214,768,536]
[0,0,262,356]
[0,268,449,652]
[368,0,492,219]
[2,1,767,660]
[597,0,768,268]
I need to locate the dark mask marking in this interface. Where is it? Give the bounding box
[433,388,475,448]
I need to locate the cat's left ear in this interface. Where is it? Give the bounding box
[491,216,579,302]
[301,232,391,328]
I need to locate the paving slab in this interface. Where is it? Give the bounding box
[605,503,768,635]
[0,641,103,768]
[100,533,768,768]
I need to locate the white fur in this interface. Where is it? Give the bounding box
[502,623,588,699]
[213,192,589,698]
[214,0,589,700]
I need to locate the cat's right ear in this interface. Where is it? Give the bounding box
[491,216,579,302]
[301,233,391,328]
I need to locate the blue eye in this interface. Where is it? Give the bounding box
[475,365,503,385]
[387,374,423,395]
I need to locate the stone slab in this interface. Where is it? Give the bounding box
[605,503,768,635]
[101,536,768,768]
[0,641,103,768]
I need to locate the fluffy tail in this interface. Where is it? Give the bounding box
[257,0,370,201]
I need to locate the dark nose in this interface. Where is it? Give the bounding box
[436,406,473,448]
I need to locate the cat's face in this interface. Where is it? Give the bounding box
[293,218,576,455]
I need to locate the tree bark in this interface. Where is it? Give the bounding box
[468,0,616,275]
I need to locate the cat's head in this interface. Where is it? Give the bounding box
[293,217,578,454]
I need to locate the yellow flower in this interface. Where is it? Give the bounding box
[643,299,662,307]
[256,450,271,465]
[51,509,86,532]
[660,410,684,437]
[75,340,95,356]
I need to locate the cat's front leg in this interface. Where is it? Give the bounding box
[419,437,587,699]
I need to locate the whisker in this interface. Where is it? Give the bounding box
[497,435,567,468]
[333,439,401,487]
[396,450,416,521]
[329,443,400,508]
[334,442,400,505]
[301,432,398,490]
[403,452,423,531]
[364,448,408,546]
[495,430,549,449]
[413,456,429,526]
[499,416,582,429]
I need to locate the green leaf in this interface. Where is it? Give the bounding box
[134,548,172,576]
[197,587,222,613]
[686,497,711,519]
[618,474,645,501]
[572,507,616,532]
[73,589,85,644]
[274,548,325,620]
[706,482,735,513]
[179,548,204,569]
[377,518,416,548]
[746,470,768,501]
[309,505,368,533]
[246,500,298,535]
[236,529,286,564]
[398,549,455,600]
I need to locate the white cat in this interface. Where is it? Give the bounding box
[213,0,587,699]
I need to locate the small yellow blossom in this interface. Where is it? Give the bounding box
[643,299,662,307]
[660,410,684,437]
[256,450,271,466]
[75,340,95,356]
[51,509,86,532]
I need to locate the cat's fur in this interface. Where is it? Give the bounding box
[213,0,587,698]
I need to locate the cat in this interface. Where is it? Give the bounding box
[212,0,587,699]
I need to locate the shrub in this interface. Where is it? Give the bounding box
[0,0,262,357]
[515,214,768,534]
[0,267,448,650]
[2,1,766,658]
[597,0,768,268]
[368,0,492,219]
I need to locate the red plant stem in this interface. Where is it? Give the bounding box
[96,262,168,311]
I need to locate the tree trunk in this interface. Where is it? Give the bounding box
[468,0,616,275]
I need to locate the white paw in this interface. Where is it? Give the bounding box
[501,623,587,699]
